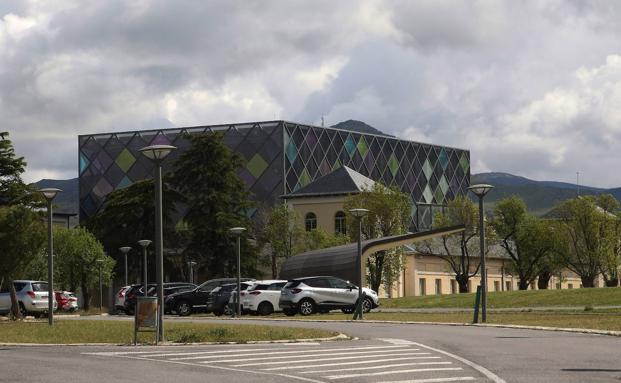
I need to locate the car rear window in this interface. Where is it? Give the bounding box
[268,282,286,290]
[32,282,48,291]
[305,278,330,288]
[252,284,270,291]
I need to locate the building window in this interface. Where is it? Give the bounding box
[505,281,512,291]
[451,279,457,294]
[334,211,346,235]
[419,278,426,296]
[568,283,573,289]
[435,279,442,295]
[305,212,317,232]
[494,281,500,292]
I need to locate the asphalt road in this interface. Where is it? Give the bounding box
[1,317,620,383]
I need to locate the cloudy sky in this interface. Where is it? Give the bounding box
[3,1,621,187]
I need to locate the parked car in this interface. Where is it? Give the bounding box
[114,285,131,314]
[206,282,254,316]
[165,278,254,316]
[0,280,57,317]
[124,282,196,315]
[279,276,379,316]
[241,280,288,315]
[54,291,78,312]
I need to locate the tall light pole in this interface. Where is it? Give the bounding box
[119,246,132,287]
[139,144,176,341]
[187,261,197,284]
[349,208,369,320]
[229,227,246,317]
[468,183,494,323]
[39,187,62,326]
[138,240,152,295]
[96,259,104,312]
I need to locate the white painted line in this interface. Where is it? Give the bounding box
[382,378,476,383]
[230,352,432,367]
[379,338,506,383]
[171,345,411,361]
[301,361,452,374]
[263,356,442,371]
[325,367,463,379]
[135,348,283,358]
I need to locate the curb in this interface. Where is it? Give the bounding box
[0,333,350,347]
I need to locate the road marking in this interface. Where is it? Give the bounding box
[324,367,463,379]
[122,348,273,358]
[263,356,442,371]
[378,338,507,383]
[230,352,432,367]
[301,361,452,374]
[171,345,412,360]
[382,378,476,383]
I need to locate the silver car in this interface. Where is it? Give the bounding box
[0,280,57,317]
[279,276,379,316]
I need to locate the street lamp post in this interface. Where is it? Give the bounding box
[187,261,197,284]
[119,246,132,287]
[139,144,176,341]
[468,183,494,323]
[96,259,104,312]
[349,208,369,320]
[137,240,152,295]
[39,187,62,326]
[229,227,246,317]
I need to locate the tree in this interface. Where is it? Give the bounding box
[0,205,46,318]
[294,227,350,254]
[0,132,29,207]
[553,195,619,287]
[491,197,555,290]
[86,179,184,281]
[417,196,485,293]
[595,195,621,287]
[171,133,258,278]
[257,203,304,278]
[343,183,411,293]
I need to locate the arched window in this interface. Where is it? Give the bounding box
[305,212,317,232]
[334,211,346,235]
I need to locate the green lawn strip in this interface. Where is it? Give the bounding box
[0,320,338,344]
[305,311,621,332]
[380,288,621,309]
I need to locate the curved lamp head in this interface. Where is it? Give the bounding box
[119,246,132,254]
[349,208,370,218]
[229,227,246,236]
[137,240,152,248]
[39,188,62,201]
[468,184,494,198]
[139,145,177,161]
[188,261,197,266]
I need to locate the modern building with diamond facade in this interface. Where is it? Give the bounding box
[78,120,470,230]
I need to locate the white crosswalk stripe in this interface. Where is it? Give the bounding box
[83,340,486,382]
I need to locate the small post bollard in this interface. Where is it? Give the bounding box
[473,285,482,324]
[351,292,366,320]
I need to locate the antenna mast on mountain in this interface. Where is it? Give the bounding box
[321,116,325,127]
[576,171,580,196]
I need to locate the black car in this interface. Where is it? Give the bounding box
[206,282,254,316]
[164,278,254,316]
[123,282,196,315]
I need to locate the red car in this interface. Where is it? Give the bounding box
[54,291,78,312]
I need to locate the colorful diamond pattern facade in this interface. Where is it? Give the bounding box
[79,121,470,230]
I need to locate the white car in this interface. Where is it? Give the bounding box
[241,280,288,315]
[114,285,131,314]
[0,280,57,317]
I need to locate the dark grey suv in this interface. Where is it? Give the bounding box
[279,276,379,316]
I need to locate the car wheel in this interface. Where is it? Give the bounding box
[175,301,192,316]
[362,297,373,313]
[283,309,296,316]
[224,305,233,316]
[341,307,354,314]
[257,302,274,316]
[18,302,27,317]
[298,299,315,316]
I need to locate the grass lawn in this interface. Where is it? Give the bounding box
[306,311,621,332]
[0,320,339,344]
[380,287,621,309]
